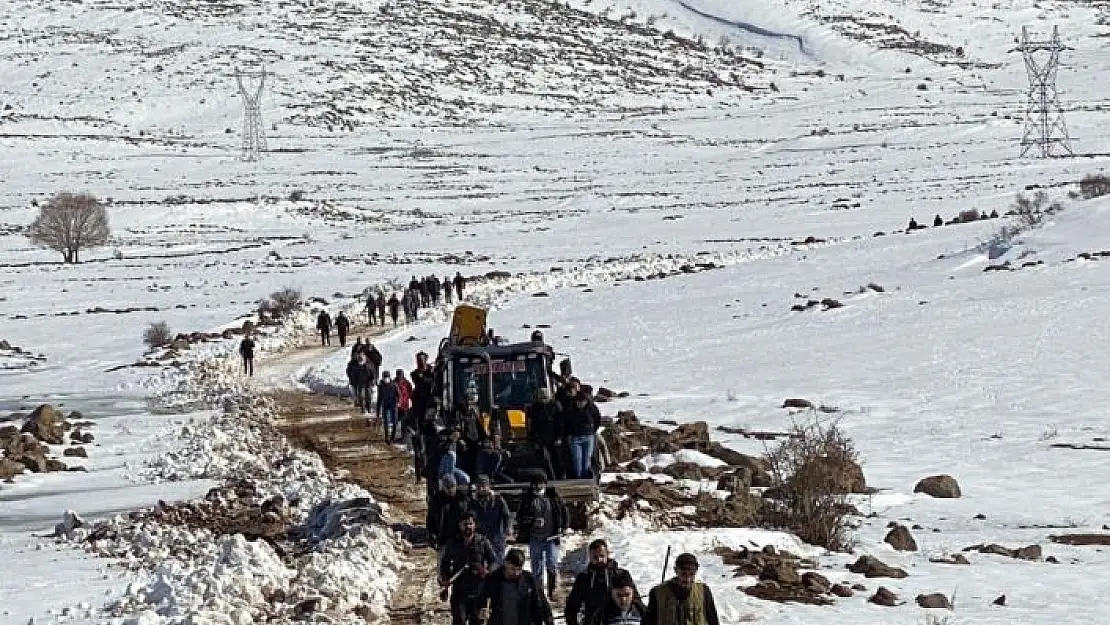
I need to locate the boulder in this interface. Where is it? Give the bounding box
[63,447,88,458]
[846,556,908,578]
[0,425,20,446]
[929,553,970,565]
[45,458,67,472]
[0,458,24,481]
[914,475,961,498]
[80,432,95,444]
[759,561,801,585]
[21,404,65,444]
[801,571,830,593]
[667,422,710,448]
[19,452,49,473]
[829,583,853,598]
[884,524,918,551]
[870,587,899,607]
[1015,545,1042,561]
[916,593,952,609]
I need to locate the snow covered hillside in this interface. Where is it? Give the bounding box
[3,0,1110,622]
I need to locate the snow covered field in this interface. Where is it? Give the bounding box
[3,0,1110,622]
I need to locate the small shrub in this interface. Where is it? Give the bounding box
[289,189,307,202]
[763,417,859,551]
[260,286,302,319]
[1079,174,1110,199]
[143,321,173,348]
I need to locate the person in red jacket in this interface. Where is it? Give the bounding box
[395,368,414,439]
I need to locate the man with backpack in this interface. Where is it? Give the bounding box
[643,554,720,625]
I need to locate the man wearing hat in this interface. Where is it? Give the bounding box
[643,554,720,625]
[469,474,513,567]
[428,473,471,551]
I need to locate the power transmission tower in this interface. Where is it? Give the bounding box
[1015,25,1073,158]
[235,67,267,161]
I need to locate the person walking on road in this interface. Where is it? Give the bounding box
[516,474,567,600]
[469,475,513,567]
[388,293,401,326]
[366,295,378,326]
[566,539,638,625]
[643,554,720,625]
[591,573,644,625]
[454,271,466,301]
[476,548,555,625]
[439,512,498,625]
[444,275,454,304]
[377,370,400,443]
[239,336,256,376]
[335,311,351,347]
[316,310,333,346]
[347,352,372,413]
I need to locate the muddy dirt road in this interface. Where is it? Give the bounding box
[272,389,451,625]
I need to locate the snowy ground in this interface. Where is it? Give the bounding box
[3,0,1110,622]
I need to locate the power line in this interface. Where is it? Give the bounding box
[235,66,267,162]
[1015,25,1073,158]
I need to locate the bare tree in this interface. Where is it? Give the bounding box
[27,192,111,263]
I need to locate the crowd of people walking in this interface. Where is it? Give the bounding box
[235,277,720,625]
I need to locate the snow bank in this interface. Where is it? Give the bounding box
[639,449,727,471]
[55,373,403,624]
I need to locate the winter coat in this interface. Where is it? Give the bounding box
[469,492,512,541]
[364,344,383,368]
[526,401,562,445]
[335,314,350,334]
[387,296,400,316]
[440,534,498,595]
[643,581,720,625]
[427,489,470,545]
[477,568,555,625]
[566,561,639,625]
[317,312,332,331]
[377,381,399,412]
[515,488,566,543]
[239,338,255,359]
[346,359,371,388]
[396,379,413,411]
[564,401,601,438]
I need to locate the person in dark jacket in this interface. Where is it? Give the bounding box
[469,474,512,567]
[335,311,351,347]
[440,512,498,625]
[477,435,513,484]
[443,275,454,304]
[377,370,400,442]
[351,337,364,359]
[476,548,554,625]
[316,311,333,346]
[365,296,377,326]
[376,293,387,327]
[526,388,562,479]
[643,554,720,625]
[516,475,567,600]
[388,294,401,325]
[239,336,255,376]
[454,271,466,301]
[592,573,644,625]
[346,353,372,412]
[564,391,601,479]
[410,352,435,431]
[428,474,471,550]
[566,539,639,625]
